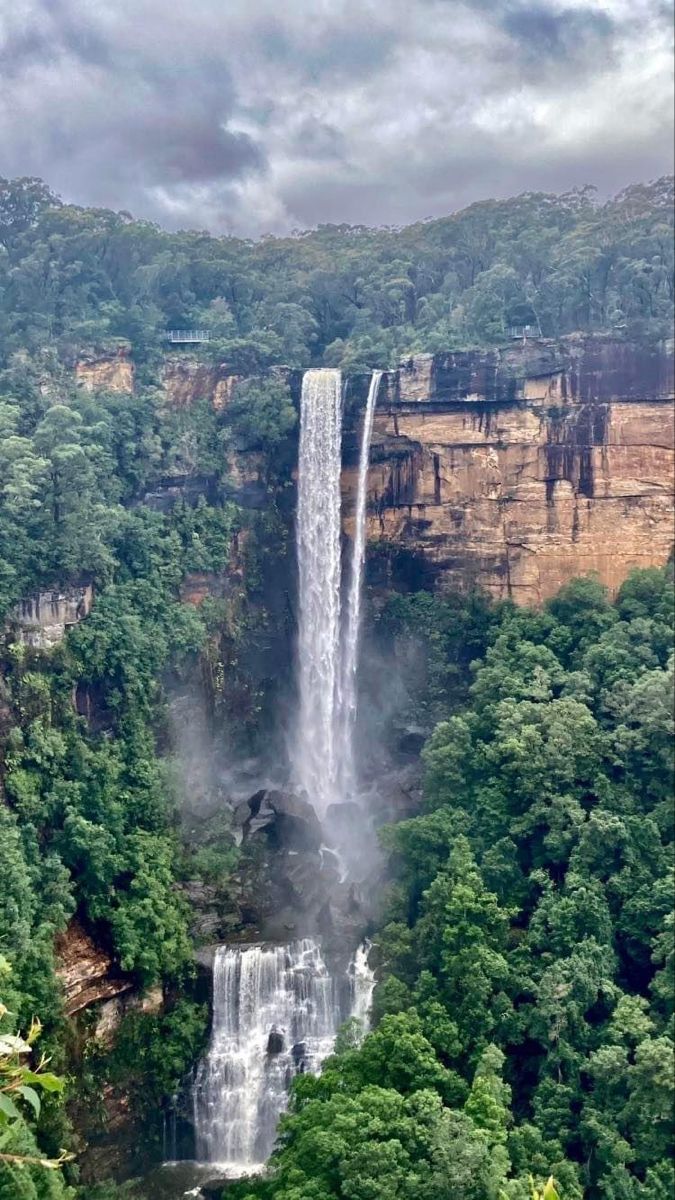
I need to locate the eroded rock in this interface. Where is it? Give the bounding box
[9,584,93,650]
[342,335,674,605]
[55,921,132,1016]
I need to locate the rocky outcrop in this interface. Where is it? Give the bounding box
[92,985,163,1048]
[343,336,674,605]
[75,345,134,394]
[55,922,132,1016]
[161,356,241,411]
[9,584,93,649]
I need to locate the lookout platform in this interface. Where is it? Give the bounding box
[165,329,211,344]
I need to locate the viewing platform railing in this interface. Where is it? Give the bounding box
[165,329,211,343]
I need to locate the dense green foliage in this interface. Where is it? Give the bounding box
[0,176,672,374]
[0,175,672,1195]
[0,275,259,1188]
[0,984,73,1200]
[233,570,674,1200]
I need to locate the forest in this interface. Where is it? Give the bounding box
[0,175,672,1200]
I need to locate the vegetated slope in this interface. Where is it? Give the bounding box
[230,571,674,1200]
[0,175,672,1196]
[0,175,672,372]
[0,346,285,1190]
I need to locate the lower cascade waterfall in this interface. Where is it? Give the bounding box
[193,940,373,1172]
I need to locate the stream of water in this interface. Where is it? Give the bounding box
[191,369,381,1178]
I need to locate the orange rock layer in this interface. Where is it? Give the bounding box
[342,339,674,605]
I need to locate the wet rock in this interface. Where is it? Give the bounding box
[267,1027,284,1055]
[267,791,323,851]
[396,726,427,756]
[246,793,276,837]
[239,788,323,853]
[291,1041,307,1067]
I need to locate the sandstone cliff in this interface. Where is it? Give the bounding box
[9,584,94,649]
[71,336,674,607]
[75,345,134,394]
[342,336,674,605]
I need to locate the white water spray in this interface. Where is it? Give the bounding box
[191,371,382,1176]
[348,939,377,1033]
[293,368,380,814]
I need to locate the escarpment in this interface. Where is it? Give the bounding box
[76,335,673,607]
[341,336,674,604]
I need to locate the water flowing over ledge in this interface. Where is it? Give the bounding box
[193,940,374,1175]
[293,369,344,816]
[338,369,383,800]
[191,368,381,1178]
[293,367,381,816]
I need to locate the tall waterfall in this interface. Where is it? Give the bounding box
[191,371,382,1176]
[193,940,373,1173]
[338,370,382,795]
[294,369,344,816]
[294,367,380,814]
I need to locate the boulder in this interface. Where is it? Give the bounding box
[267,1027,285,1055]
[240,788,323,852]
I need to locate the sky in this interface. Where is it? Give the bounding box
[0,0,673,236]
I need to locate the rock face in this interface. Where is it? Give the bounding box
[67,335,673,607]
[9,584,94,649]
[55,921,132,1016]
[75,346,134,393]
[161,356,241,411]
[343,336,674,605]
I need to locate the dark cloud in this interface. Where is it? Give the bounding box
[502,4,617,63]
[0,0,671,234]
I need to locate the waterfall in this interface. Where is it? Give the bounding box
[294,367,380,814]
[348,939,377,1033]
[193,940,373,1173]
[294,369,344,816]
[338,370,382,796]
[191,370,382,1177]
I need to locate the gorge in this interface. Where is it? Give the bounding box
[0,176,673,1200]
[187,367,383,1180]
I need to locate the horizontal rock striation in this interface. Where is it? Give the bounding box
[342,336,674,605]
[71,335,673,607]
[55,921,132,1016]
[9,584,94,649]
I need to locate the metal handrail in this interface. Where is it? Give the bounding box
[165,329,211,343]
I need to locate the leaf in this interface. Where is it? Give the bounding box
[23,1071,63,1093]
[17,1085,40,1117]
[0,1093,21,1121]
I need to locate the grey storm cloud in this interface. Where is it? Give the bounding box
[500,4,618,63]
[0,0,672,235]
